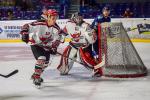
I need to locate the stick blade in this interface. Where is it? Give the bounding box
[6,69,19,78]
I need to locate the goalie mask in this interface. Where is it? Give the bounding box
[71,12,83,25]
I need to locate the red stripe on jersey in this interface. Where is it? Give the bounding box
[63,26,68,33]
[29,39,35,44]
[39,37,47,41]
[51,23,60,31]
[31,21,47,26]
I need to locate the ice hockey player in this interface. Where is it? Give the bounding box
[57,12,97,75]
[20,9,66,86]
[89,6,111,76]
[91,6,111,29]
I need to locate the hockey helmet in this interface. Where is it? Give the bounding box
[71,12,83,24]
[46,9,58,16]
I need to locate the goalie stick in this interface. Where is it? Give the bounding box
[57,52,104,70]
[0,69,18,78]
[92,24,107,76]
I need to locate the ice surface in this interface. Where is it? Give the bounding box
[0,43,150,100]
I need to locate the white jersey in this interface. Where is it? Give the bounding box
[24,21,64,49]
[64,20,96,48]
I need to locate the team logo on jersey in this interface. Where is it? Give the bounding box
[0,27,3,34]
[75,26,80,31]
[71,32,81,42]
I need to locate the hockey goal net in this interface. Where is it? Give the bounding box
[100,22,147,78]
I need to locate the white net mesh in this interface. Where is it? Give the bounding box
[101,22,147,78]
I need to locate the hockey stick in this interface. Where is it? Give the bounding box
[0,69,18,78]
[94,55,105,69]
[126,27,138,32]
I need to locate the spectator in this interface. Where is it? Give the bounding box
[122,8,133,18]
[15,0,33,11]
[20,0,28,11]
[7,10,14,20]
[89,0,97,7]
[80,0,88,6]
[80,0,84,6]
[41,6,48,20]
[5,0,15,6]
[59,0,70,17]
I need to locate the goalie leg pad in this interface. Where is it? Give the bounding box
[57,46,78,75]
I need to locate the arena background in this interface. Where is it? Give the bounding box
[0,0,150,43]
[0,1,150,100]
[0,18,150,43]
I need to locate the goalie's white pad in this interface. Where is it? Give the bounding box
[57,46,78,75]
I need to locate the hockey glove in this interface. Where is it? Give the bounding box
[20,24,29,43]
[49,40,60,55]
[49,47,57,55]
[21,32,29,43]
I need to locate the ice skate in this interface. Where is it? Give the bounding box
[33,78,43,88]
[31,74,44,88]
[31,74,44,83]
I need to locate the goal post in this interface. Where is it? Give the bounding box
[100,22,147,78]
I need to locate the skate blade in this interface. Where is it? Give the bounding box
[92,74,102,77]
[34,85,42,89]
[33,83,43,89]
[91,72,102,77]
